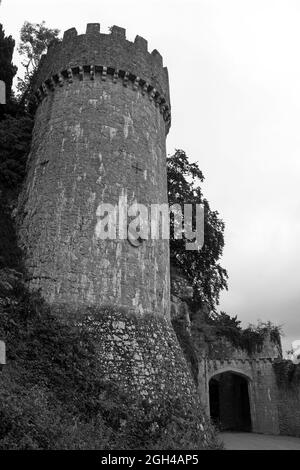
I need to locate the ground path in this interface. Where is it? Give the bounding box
[220,432,300,450]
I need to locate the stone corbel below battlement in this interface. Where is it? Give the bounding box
[33,64,171,133]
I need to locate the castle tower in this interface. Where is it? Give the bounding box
[18,24,171,317]
[17,24,200,407]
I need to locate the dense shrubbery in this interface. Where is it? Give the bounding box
[273,360,300,388]
[0,275,221,449]
[193,309,281,355]
[0,114,33,190]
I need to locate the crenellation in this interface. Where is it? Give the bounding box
[110,25,126,39]
[151,49,163,66]
[134,35,148,51]
[33,24,170,109]
[63,27,78,43]
[86,23,100,35]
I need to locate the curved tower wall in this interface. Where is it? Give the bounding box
[18,23,171,317]
[17,23,211,415]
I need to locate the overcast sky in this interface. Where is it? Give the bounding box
[1,0,300,354]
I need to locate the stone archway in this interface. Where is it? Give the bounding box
[209,370,252,432]
[198,358,280,435]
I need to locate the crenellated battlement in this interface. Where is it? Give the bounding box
[33,23,170,110]
[21,22,173,319]
[60,24,164,66]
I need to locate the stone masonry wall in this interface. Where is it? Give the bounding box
[34,24,170,106]
[170,271,284,435]
[82,306,198,407]
[198,357,280,435]
[273,361,300,437]
[16,24,206,414]
[18,24,170,317]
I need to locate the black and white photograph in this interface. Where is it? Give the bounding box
[0,0,300,455]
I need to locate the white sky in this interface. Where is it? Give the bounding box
[1,0,300,354]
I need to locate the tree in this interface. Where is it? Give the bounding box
[0,24,34,194]
[0,114,33,191]
[18,21,60,75]
[0,24,17,117]
[17,21,60,104]
[167,149,228,310]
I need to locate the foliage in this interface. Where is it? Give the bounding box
[17,21,60,105]
[18,21,60,73]
[0,206,220,449]
[0,25,34,193]
[0,114,33,191]
[196,309,282,355]
[244,320,282,351]
[273,360,300,388]
[0,274,220,449]
[167,149,228,310]
[0,199,23,269]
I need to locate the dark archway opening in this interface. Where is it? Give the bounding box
[209,372,252,432]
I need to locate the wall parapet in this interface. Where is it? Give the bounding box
[34,23,170,108]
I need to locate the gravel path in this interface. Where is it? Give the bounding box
[220,432,300,450]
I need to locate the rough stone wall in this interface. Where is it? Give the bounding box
[34,24,170,105]
[273,361,300,437]
[16,24,205,412]
[83,307,198,407]
[198,357,280,435]
[18,24,170,317]
[169,269,285,435]
[170,265,193,331]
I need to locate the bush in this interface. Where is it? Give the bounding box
[0,114,33,190]
[0,273,220,449]
[198,310,282,355]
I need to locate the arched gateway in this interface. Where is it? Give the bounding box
[209,371,252,431]
[197,357,280,435]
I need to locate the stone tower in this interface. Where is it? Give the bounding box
[18,23,171,317]
[17,24,200,405]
